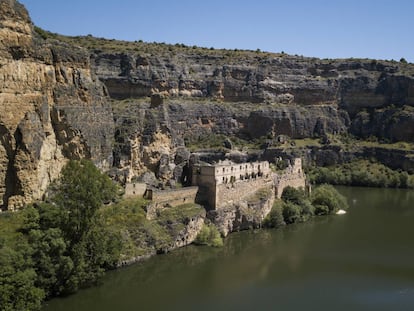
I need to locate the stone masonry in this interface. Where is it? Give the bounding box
[192,158,307,209]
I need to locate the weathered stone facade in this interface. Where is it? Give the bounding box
[192,158,306,210]
[274,158,307,198]
[145,186,199,219]
[192,160,271,209]
[124,182,147,198]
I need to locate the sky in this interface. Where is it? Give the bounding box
[19,0,414,62]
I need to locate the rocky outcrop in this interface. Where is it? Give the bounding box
[167,211,205,250]
[2,0,414,208]
[263,145,414,173]
[89,44,414,143]
[0,0,113,210]
[117,207,206,267]
[208,187,274,237]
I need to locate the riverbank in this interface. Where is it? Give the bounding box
[0,180,347,311]
[41,187,414,311]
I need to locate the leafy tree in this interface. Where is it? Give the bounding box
[281,187,314,221]
[194,223,223,247]
[28,227,72,298]
[281,186,306,205]
[12,160,121,299]
[0,238,44,311]
[53,160,117,245]
[263,201,286,228]
[44,160,119,294]
[282,202,301,224]
[311,184,347,215]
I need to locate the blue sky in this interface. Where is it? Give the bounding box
[19,0,413,62]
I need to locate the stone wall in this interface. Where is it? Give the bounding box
[216,177,274,209]
[146,186,199,219]
[151,187,198,207]
[274,173,307,198]
[208,186,275,236]
[124,182,146,197]
[274,158,307,198]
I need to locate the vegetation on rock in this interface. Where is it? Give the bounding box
[307,160,414,189]
[0,160,119,310]
[0,160,205,310]
[194,223,223,247]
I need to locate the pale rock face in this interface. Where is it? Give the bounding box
[0,0,114,210]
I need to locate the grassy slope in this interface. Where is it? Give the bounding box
[100,198,204,261]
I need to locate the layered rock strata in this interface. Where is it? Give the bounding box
[0,0,113,210]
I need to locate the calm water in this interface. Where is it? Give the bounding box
[43,187,414,311]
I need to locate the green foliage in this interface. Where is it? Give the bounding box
[308,160,414,189]
[0,210,45,310]
[43,160,119,294]
[263,201,286,228]
[281,187,315,223]
[0,236,44,311]
[194,223,223,247]
[100,201,206,259]
[282,202,302,224]
[311,184,348,215]
[33,26,51,40]
[53,160,117,245]
[0,160,121,309]
[281,186,306,205]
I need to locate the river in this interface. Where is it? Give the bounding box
[42,187,414,311]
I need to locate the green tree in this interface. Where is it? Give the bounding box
[194,223,223,247]
[53,160,117,245]
[263,201,286,228]
[311,184,348,215]
[281,186,306,205]
[0,238,44,311]
[282,202,301,224]
[281,186,314,221]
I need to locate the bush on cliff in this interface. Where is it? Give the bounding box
[281,186,315,222]
[263,201,285,228]
[194,223,223,247]
[311,184,348,215]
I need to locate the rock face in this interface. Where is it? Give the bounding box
[91,46,414,143]
[208,187,275,237]
[2,0,414,208]
[0,0,113,210]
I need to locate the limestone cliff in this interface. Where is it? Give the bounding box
[209,187,275,237]
[2,0,414,208]
[86,42,414,143]
[0,0,114,210]
[63,37,413,181]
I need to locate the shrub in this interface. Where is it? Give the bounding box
[311,184,348,215]
[281,186,306,205]
[281,187,314,222]
[308,160,414,189]
[282,202,302,224]
[263,201,286,228]
[194,223,223,247]
[299,199,315,221]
